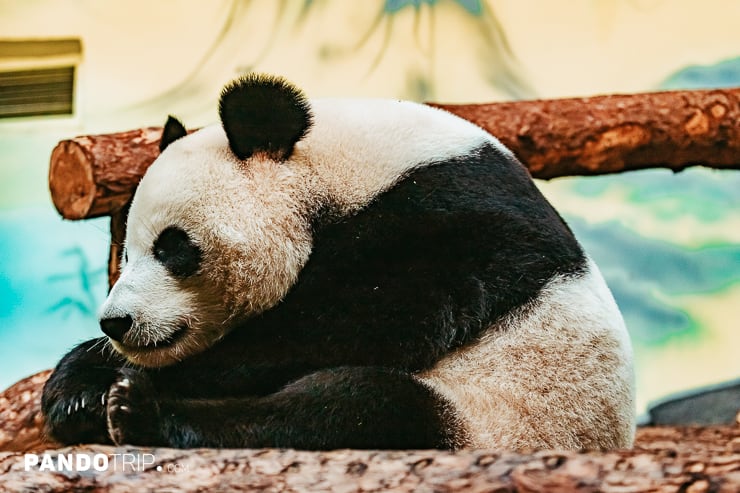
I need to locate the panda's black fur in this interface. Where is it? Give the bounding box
[219,73,313,160]
[42,74,634,450]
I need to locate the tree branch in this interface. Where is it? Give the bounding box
[432,87,740,179]
[48,88,740,220]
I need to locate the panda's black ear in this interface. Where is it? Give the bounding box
[219,74,313,161]
[160,116,187,152]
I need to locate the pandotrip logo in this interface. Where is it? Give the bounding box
[24,453,187,473]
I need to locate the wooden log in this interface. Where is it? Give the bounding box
[48,88,740,220]
[0,370,59,454]
[108,203,130,288]
[48,127,164,220]
[432,87,740,179]
[1,371,738,491]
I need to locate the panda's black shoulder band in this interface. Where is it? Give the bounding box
[219,74,313,161]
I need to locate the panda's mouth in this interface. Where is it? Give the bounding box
[145,325,188,349]
[121,324,189,351]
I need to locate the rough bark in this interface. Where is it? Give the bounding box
[1,429,738,492]
[432,87,740,179]
[1,372,738,492]
[0,371,59,454]
[48,88,740,220]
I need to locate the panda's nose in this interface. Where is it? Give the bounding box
[100,315,133,342]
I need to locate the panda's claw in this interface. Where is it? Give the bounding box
[106,369,161,446]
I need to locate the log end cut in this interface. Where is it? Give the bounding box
[49,127,167,220]
[49,141,97,220]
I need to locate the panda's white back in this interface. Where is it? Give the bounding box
[295,98,510,212]
[418,258,635,450]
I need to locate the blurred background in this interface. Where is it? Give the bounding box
[0,0,738,418]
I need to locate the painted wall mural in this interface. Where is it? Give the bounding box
[0,0,738,417]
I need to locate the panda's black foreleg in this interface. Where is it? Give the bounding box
[41,337,127,444]
[107,367,457,450]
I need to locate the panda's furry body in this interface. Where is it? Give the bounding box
[42,75,635,450]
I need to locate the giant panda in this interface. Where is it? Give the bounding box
[42,74,635,451]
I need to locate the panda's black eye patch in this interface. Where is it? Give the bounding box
[152,226,202,278]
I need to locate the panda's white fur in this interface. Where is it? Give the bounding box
[293,98,510,212]
[417,258,635,450]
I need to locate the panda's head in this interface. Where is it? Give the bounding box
[99,73,494,367]
[99,74,317,367]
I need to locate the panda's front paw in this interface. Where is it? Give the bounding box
[42,369,113,445]
[106,369,162,446]
[42,390,112,444]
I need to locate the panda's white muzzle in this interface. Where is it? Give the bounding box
[98,256,196,350]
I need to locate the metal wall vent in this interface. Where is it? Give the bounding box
[0,39,82,119]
